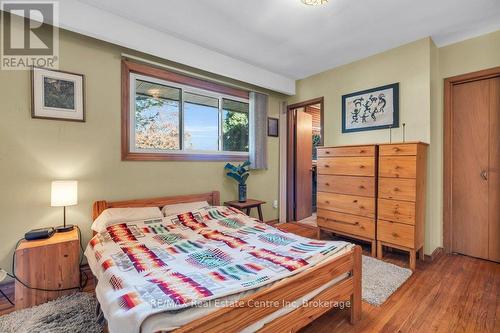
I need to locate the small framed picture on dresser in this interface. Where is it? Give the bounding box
[31,67,85,122]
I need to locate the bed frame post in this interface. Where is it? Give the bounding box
[350,245,362,324]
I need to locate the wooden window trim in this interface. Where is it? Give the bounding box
[121,60,249,161]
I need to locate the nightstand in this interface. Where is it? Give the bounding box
[15,229,80,309]
[224,199,266,221]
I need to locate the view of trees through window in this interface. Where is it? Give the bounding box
[133,77,249,153]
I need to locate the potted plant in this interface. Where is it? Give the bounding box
[224,160,251,202]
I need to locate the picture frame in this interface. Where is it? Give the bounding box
[342,83,399,133]
[31,67,85,122]
[267,117,279,137]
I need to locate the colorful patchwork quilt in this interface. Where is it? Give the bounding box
[85,206,351,333]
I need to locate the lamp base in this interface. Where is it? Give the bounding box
[55,224,74,232]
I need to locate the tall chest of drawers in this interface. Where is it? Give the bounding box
[316,145,378,256]
[377,142,427,270]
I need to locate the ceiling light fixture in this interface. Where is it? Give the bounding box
[301,0,328,6]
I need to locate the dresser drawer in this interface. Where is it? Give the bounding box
[379,144,417,156]
[317,145,375,158]
[378,178,416,201]
[317,175,375,197]
[377,220,415,248]
[317,209,375,239]
[317,192,375,218]
[317,157,375,176]
[379,156,417,178]
[378,199,416,225]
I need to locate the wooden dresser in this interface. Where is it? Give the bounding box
[316,145,377,256]
[377,142,428,270]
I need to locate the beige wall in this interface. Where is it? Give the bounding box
[289,31,500,255]
[429,29,500,254]
[288,38,437,253]
[0,29,285,270]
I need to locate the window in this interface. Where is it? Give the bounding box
[122,60,250,161]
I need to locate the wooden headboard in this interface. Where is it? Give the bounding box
[92,191,220,221]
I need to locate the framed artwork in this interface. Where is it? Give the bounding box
[31,67,85,122]
[342,83,399,133]
[268,117,279,137]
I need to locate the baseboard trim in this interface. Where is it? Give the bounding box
[424,247,444,262]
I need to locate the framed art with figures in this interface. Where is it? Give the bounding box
[342,83,399,133]
[32,67,85,122]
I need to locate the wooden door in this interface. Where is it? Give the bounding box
[451,77,500,261]
[295,110,313,221]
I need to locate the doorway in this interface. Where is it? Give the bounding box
[286,97,324,223]
[444,67,500,262]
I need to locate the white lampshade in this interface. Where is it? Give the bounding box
[51,180,78,207]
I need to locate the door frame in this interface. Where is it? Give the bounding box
[286,97,324,222]
[443,66,500,253]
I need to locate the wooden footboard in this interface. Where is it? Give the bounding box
[173,245,362,333]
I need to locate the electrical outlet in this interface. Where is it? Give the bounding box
[273,200,278,209]
[0,269,7,283]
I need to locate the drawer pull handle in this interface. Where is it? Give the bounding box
[328,218,359,226]
[392,232,399,238]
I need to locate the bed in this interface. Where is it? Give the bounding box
[87,191,361,333]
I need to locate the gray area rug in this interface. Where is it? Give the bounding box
[0,292,103,333]
[362,255,413,306]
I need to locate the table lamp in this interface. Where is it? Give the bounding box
[51,180,78,232]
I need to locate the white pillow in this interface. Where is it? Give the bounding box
[91,207,163,232]
[162,201,210,217]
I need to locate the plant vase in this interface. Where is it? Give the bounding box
[238,184,247,202]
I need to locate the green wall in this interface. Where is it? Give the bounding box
[289,31,500,255]
[0,29,285,271]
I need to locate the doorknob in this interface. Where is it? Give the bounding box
[480,170,488,181]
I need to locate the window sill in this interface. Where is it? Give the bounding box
[122,152,249,162]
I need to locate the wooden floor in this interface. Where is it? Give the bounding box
[1,224,498,333]
[301,252,499,333]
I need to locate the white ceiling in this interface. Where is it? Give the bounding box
[15,0,499,94]
[77,0,500,80]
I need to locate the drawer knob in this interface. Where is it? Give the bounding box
[353,199,358,203]
[392,232,399,238]
[359,185,365,189]
[359,149,365,153]
[359,165,365,169]
[395,165,400,170]
[325,182,330,186]
[325,164,330,168]
[325,200,330,204]
[393,147,400,152]
[393,209,400,215]
[326,151,330,154]
[394,187,400,192]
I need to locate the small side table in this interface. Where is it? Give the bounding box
[224,199,266,221]
[15,229,80,309]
